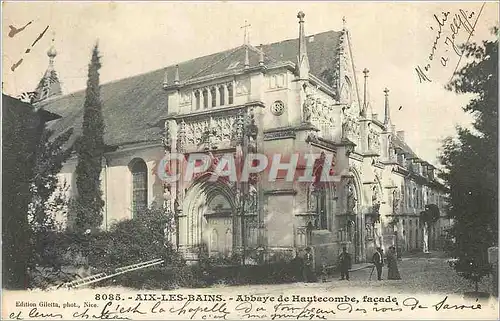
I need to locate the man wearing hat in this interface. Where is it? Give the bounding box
[372,247,384,281]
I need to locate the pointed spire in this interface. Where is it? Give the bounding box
[33,32,62,103]
[174,65,180,85]
[362,68,369,117]
[259,44,264,66]
[296,11,310,79]
[244,45,250,69]
[384,88,391,126]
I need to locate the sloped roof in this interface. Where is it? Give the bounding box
[391,134,418,159]
[40,30,341,147]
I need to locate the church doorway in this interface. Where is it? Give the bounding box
[183,177,237,259]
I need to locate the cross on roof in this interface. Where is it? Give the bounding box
[241,20,251,45]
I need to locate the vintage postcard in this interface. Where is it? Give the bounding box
[2,1,499,320]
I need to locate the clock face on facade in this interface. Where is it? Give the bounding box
[271,100,285,116]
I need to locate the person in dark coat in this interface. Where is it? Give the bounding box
[338,246,352,280]
[387,246,401,280]
[303,247,315,282]
[372,247,384,281]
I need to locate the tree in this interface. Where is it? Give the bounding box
[73,43,105,232]
[440,27,498,293]
[28,128,73,233]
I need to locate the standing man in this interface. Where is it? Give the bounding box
[338,246,352,280]
[303,247,314,282]
[372,247,384,281]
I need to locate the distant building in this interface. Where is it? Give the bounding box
[39,12,449,267]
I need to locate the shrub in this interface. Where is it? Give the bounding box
[86,207,181,271]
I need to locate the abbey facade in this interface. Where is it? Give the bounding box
[35,12,450,269]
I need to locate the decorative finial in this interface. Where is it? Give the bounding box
[384,87,391,125]
[297,11,305,22]
[342,16,347,29]
[296,11,309,80]
[241,20,251,45]
[361,68,369,117]
[174,65,179,85]
[163,67,168,86]
[47,31,57,59]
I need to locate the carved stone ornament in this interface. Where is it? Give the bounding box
[342,113,360,142]
[177,120,186,152]
[235,80,249,95]
[180,91,192,105]
[368,126,381,152]
[392,188,401,214]
[271,100,285,116]
[308,183,317,212]
[346,180,357,214]
[162,120,172,151]
[303,94,313,122]
[184,115,238,148]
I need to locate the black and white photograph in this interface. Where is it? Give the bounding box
[2,2,499,320]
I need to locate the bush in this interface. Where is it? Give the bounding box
[86,207,181,271]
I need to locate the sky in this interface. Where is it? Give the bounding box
[2,1,499,166]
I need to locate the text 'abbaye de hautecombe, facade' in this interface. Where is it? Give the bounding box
[37,12,449,268]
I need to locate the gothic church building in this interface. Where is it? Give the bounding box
[33,12,449,268]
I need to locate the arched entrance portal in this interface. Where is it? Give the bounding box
[183,176,237,258]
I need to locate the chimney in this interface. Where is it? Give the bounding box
[397,130,405,141]
[362,68,369,117]
[296,11,310,79]
[391,124,396,133]
[372,113,378,121]
[383,88,391,126]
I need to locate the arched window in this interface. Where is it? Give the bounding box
[228,84,234,104]
[219,86,225,106]
[202,89,209,109]
[130,159,148,217]
[211,87,217,107]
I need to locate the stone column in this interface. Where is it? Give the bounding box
[207,87,212,109]
[223,84,229,106]
[214,86,219,108]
